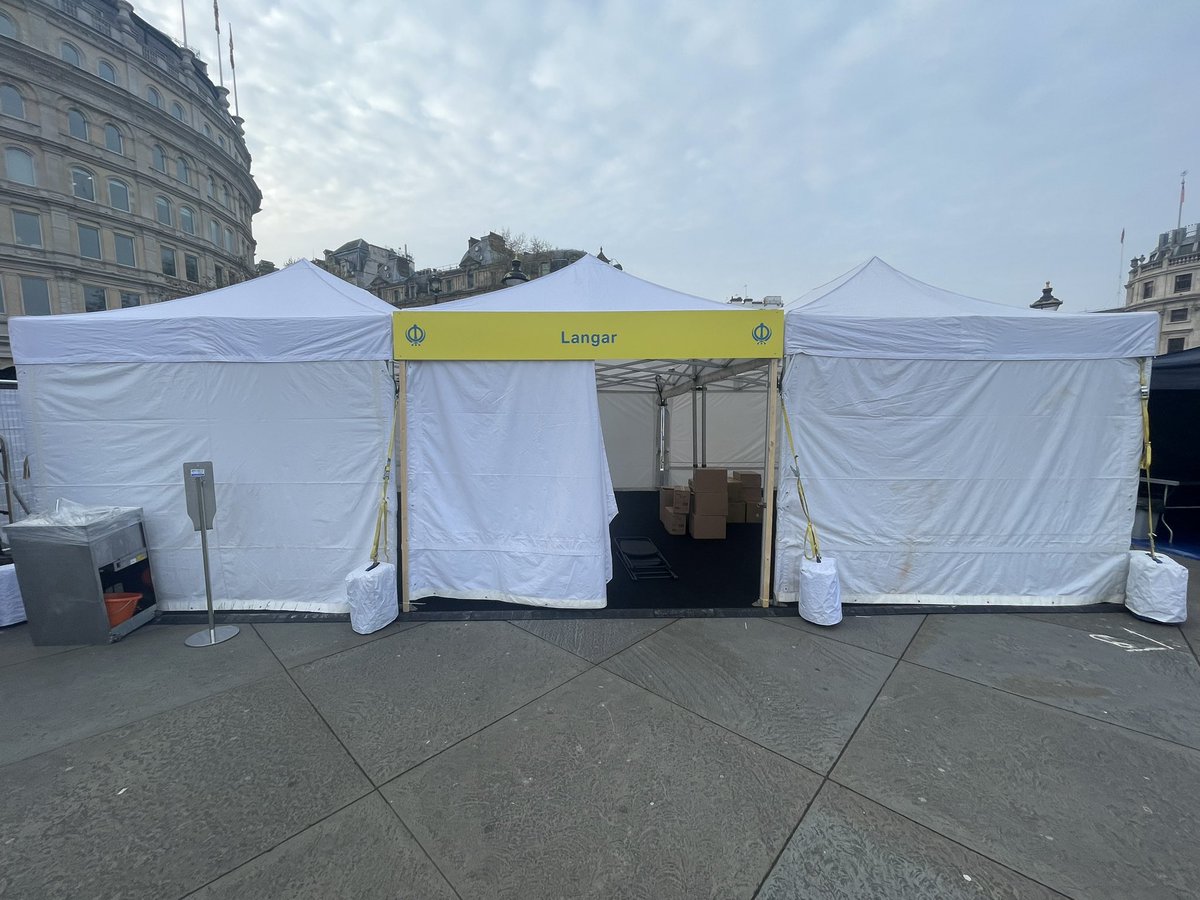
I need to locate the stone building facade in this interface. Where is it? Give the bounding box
[1124,224,1200,355]
[0,0,260,365]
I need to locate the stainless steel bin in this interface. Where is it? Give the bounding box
[4,505,157,645]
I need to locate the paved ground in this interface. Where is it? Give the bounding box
[1,557,1198,899]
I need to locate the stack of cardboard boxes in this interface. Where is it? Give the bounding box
[658,485,690,535]
[658,468,766,539]
[688,467,727,539]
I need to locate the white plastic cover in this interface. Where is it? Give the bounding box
[799,556,842,625]
[775,355,1143,605]
[9,260,396,364]
[16,360,395,613]
[0,564,24,626]
[2,500,142,545]
[1125,551,1189,623]
[785,258,1159,360]
[347,562,399,634]
[406,360,618,608]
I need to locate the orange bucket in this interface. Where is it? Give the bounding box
[104,592,142,627]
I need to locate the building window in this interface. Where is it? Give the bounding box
[218,135,225,150]
[107,177,130,211]
[83,284,107,312]
[0,12,16,39]
[152,145,167,172]
[203,123,212,139]
[185,254,199,283]
[175,157,189,184]
[221,184,230,207]
[13,209,42,247]
[71,167,96,201]
[5,147,35,185]
[98,60,117,84]
[114,233,136,267]
[214,264,224,286]
[223,226,234,252]
[208,219,219,244]
[1,84,23,119]
[104,123,123,154]
[160,245,177,277]
[170,101,186,122]
[68,109,89,141]
[1169,307,1189,323]
[180,206,195,235]
[120,291,140,308]
[1167,337,1186,353]
[206,174,215,198]
[78,223,102,259]
[147,86,162,109]
[60,42,82,68]
[1142,281,1155,300]
[20,276,51,315]
[155,195,173,226]
[1175,274,1193,293]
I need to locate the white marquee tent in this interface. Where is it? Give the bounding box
[775,257,1160,606]
[10,259,397,612]
[395,254,782,609]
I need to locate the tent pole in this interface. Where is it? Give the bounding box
[691,380,699,468]
[397,361,411,614]
[759,358,780,608]
[701,385,708,467]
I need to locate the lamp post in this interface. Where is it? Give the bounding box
[502,258,529,287]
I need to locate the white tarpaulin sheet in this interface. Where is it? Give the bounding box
[775,355,1144,605]
[407,360,617,608]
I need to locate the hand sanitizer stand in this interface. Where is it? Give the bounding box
[183,461,238,648]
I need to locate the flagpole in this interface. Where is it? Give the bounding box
[1118,228,1126,307]
[1179,170,1188,230]
[181,0,188,47]
[214,1,224,87]
[229,24,239,117]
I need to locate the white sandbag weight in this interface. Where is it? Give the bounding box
[799,556,842,626]
[347,563,398,634]
[1125,551,1189,624]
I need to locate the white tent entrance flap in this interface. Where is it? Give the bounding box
[394,254,783,611]
[776,258,1160,607]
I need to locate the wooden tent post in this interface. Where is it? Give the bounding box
[759,357,780,608]
[397,361,411,613]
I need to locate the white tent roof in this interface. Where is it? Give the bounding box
[426,253,730,312]
[11,259,397,364]
[784,257,1159,360]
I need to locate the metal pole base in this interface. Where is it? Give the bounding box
[185,624,240,648]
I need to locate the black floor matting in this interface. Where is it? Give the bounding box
[412,491,764,613]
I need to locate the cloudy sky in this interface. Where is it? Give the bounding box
[139,0,1198,311]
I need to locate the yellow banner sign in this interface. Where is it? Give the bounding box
[392,310,783,360]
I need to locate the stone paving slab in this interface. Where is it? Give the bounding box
[383,667,819,900]
[513,617,672,663]
[253,620,424,668]
[0,622,82,669]
[756,781,1064,900]
[0,675,371,900]
[292,621,589,784]
[0,623,281,766]
[771,611,926,658]
[905,613,1200,749]
[603,618,895,773]
[832,663,1200,900]
[186,792,457,899]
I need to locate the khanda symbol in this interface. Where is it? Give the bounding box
[752,322,772,344]
[405,323,426,347]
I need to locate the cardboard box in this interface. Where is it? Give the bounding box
[659,486,690,514]
[688,513,726,539]
[742,485,762,505]
[660,509,687,535]
[727,501,747,523]
[746,503,764,524]
[691,467,727,493]
[736,471,763,490]
[727,480,745,503]
[690,490,727,517]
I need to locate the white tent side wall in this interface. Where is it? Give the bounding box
[666,390,767,485]
[597,392,658,490]
[17,359,396,612]
[774,355,1144,606]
